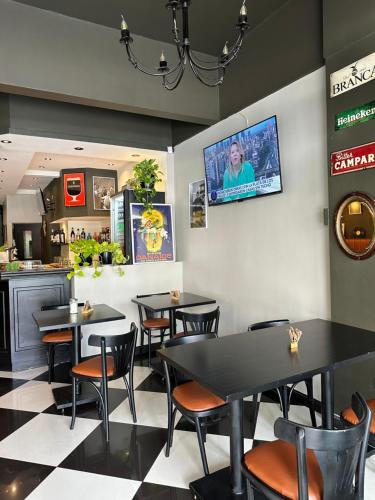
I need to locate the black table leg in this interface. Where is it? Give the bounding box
[230,399,245,496]
[170,309,176,337]
[321,369,334,429]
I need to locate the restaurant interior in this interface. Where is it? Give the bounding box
[0,0,375,499]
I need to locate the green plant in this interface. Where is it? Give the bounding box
[0,244,7,252]
[67,240,127,280]
[129,159,163,210]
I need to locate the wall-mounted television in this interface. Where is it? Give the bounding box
[203,115,282,206]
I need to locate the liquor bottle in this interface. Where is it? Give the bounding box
[50,230,55,244]
[70,228,75,243]
[60,229,65,245]
[93,231,98,241]
[81,228,86,240]
[76,229,80,241]
[87,232,92,240]
[55,229,60,245]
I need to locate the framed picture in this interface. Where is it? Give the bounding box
[64,172,85,207]
[130,203,175,264]
[93,176,116,210]
[189,179,208,228]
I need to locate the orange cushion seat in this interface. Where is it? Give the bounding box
[341,399,375,434]
[243,440,323,500]
[172,381,226,412]
[72,356,115,378]
[42,329,72,343]
[143,318,170,329]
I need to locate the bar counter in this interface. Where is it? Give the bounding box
[0,266,72,370]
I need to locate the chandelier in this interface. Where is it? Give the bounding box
[120,1,249,91]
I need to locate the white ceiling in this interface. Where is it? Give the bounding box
[0,133,167,203]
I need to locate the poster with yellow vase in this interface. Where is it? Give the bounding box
[130,203,175,263]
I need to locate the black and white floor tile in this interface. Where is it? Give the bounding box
[0,361,373,499]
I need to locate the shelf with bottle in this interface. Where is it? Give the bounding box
[69,226,111,244]
[50,228,67,246]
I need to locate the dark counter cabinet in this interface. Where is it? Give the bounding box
[0,268,72,371]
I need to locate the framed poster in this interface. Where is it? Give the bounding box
[93,176,116,210]
[331,141,375,176]
[130,203,175,264]
[189,179,208,228]
[64,172,85,207]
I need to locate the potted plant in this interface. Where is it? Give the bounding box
[127,159,163,210]
[67,239,127,280]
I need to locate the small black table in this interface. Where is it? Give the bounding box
[33,304,125,410]
[131,292,216,337]
[157,318,375,499]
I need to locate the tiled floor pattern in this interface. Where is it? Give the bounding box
[0,361,374,499]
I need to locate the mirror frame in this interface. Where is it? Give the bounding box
[334,191,375,260]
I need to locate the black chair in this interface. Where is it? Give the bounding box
[242,392,371,500]
[341,398,375,457]
[137,292,171,367]
[41,303,84,384]
[70,322,138,442]
[162,333,228,475]
[179,306,220,337]
[249,319,317,428]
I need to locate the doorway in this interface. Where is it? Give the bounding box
[13,223,42,261]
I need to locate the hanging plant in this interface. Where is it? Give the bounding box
[67,240,127,280]
[127,159,163,210]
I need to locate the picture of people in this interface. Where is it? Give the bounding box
[93,176,116,210]
[204,115,282,205]
[189,179,207,228]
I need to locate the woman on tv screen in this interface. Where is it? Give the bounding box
[223,140,256,202]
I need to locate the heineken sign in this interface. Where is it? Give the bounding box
[331,141,375,176]
[330,52,375,97]
[335,101,375,130]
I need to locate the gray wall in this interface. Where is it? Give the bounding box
[0,0,219,125]
[324,0,375,409]
[219,0,323,119]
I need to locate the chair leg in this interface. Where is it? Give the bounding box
[246,478,255,500]
[305,378,317,427]
[250,393,260,436]
[280,385,289,419]
[124,376,137,423]
[148,331,152,368]
[102,378,109,442]
[170,407,178,448]
[160,329,165,344]
[70,377,77,430]
[140,328,144,357]
[46,344,52,384]
[165,400,173,457]
[50,344,55,383]
[195,417,209,476]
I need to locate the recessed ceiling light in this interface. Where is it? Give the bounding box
[44,157,52,161]
[131,154,141,158]
[1,140,11,144]
[0,180,3,183]
[0,169,4,173]
[107,163,115,166]
[74,147,84,151]
[0,158,7,161]
[39,165,46,169]
[32,177,38,180]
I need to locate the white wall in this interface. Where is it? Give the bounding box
[5,194,42,244]
[174,68,331,336]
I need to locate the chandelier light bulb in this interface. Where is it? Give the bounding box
[222,42,229,56]
[240,2,247,17]
[121,15,128,31]
[160,51,166,62]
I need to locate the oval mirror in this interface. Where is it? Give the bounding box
[335,192,375,260]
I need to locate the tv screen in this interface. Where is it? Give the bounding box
[203,115,282,206]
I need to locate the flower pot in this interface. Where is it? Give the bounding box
[101,252,112,265]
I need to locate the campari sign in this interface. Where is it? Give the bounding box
[331,141,375,176]
[330,52,375,97]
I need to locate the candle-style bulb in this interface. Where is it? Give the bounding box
[240,2,247,17]
[222,42,229,56]
[121,15,128,31]
[160,51,166,62]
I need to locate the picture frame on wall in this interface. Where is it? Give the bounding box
[130,203,175,264]
[63,172,85,207]
[93,176,116,210]
[189,179,208,228]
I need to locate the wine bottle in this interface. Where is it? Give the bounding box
[76,229,80,241]
[60,229,65,245]
[81,228,86,240]
[50,230,55,244]
[70,228,75,243]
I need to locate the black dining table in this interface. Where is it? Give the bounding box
[33,303,125,410]
[157,318,375,499]
[131,292,216,337]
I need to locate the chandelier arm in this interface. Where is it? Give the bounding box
[188,57,224,87]
[163,64,186,91]
[124,43,185,77]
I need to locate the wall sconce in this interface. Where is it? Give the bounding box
[349,201,362,215]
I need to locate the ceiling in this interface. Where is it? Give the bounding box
[12,0,288,56]
[0,133,166,203]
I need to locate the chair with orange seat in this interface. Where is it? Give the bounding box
[162,333,228,475]
[70,323,138,442]
[242,392,371,500]
[341,397,375,457]
[136,292,171,367]
[41,303,83,384]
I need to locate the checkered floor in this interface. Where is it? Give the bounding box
[0,360,374,499]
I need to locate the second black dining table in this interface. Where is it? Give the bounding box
[33,303,125,410]
[131,292,216,337]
